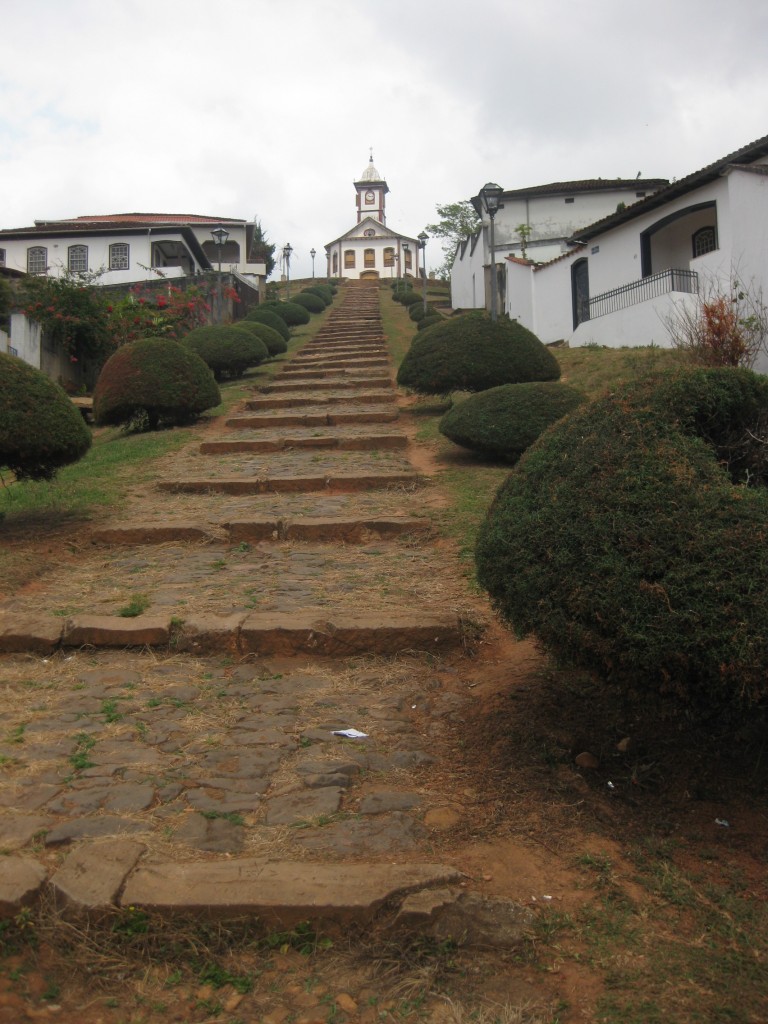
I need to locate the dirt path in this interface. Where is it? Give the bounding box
[0,287,643,1022]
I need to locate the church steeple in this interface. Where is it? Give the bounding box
[354,150,389,225]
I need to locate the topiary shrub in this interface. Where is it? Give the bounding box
[234,319,287,356]
[0,352,92,481]
[440,381,586,462]
[182,325,267,380]
[244,308,290,341]
[305,285,333,305]
[93,337,220,431]
[400,291,423,308]
[475,367,768,712]
[259,301,310,326]
[397,313,560,396]
[417,315,443,332]
[409,303,435,322]
[292,292,326,314]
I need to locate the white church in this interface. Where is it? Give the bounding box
[324,156,423,281]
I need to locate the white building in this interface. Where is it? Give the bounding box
[501,133,768,372]
[324,156,423,282]
[0,213,267,288]
[451,177,668,312]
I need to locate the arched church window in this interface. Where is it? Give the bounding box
[363,228,375,237]
[344,250,355,268]
[692,226,717,258]
[364,248,375,268]
[383,247,395,267]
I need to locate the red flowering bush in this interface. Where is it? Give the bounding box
[106,283,212,348]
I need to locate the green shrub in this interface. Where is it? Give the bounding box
[0,352,92,481]
[440,381,586,462]
[259,301,310,326]
[475,367,768,711]
[409,303,434,322]
[182,325,267,380]
[233,319,287,356]
[397,312,560,396]
[244,308,290,341]
[305,285,333,305]
[400,291,423,307]
[93,337,220,431]
[292,292,325,314]
[417,315,443,332]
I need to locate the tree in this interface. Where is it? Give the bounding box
[250,218,277,278]
[516,224,532,260]
[425,201,481,277]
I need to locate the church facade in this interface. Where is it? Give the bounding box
[324,156,422,281]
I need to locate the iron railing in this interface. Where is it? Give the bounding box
[589,268,698,320]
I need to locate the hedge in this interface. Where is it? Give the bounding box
[244,308,290,341]
[0,352,92,480]
[439,381,585,461]
[93,337,220,431]
[182,325,267,379]
[475,367,768,711]
[397,312,560,396]
[233,319,287,356]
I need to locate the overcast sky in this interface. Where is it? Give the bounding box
[2,0,767,279]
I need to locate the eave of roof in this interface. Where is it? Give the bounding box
[470,178,669,215]
[564,133,768,244]
[35,213,246,226]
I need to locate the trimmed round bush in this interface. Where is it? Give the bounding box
[397,312,560,396]
[292,292,325,314]
[244,308,290,341]
[0,352,92,481]
[409,303,435,323]
[475,367,768,711]
[400,291,423,307]
[305,285,333,305]
[417,315,443,332]
[93,337,220,430]
[440,381,586,462]
[182,325,267,380]
[260,301,310,326]
[234,319,287,356]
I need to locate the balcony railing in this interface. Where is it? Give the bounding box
[589,268,698,320]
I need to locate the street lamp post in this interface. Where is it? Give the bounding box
[479,182,504,321]
[210,226,230,323]
[310,248,316,279]
[282,243,293,300]
[402,242,410,296]
[417,232,429,314]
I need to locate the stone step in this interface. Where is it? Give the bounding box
[244,392,394,410]
[88,515,428,546]
[156,470,422,494]
[200,433,407,453]
[290,358,389,370]
[1,611,464,657]
[257,377,391,392]
[225,409,399,428]
[225,515,431,543]
[278,367,384,379]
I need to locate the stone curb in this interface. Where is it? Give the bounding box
[157,471,420,494]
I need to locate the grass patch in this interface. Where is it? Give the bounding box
[117,593,150,618]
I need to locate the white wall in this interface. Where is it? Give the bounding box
[9,312,41,367]
[571,290,698,349]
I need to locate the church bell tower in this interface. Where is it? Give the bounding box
[354,151,389,225]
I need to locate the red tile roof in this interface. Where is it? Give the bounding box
[34,213,245,226]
